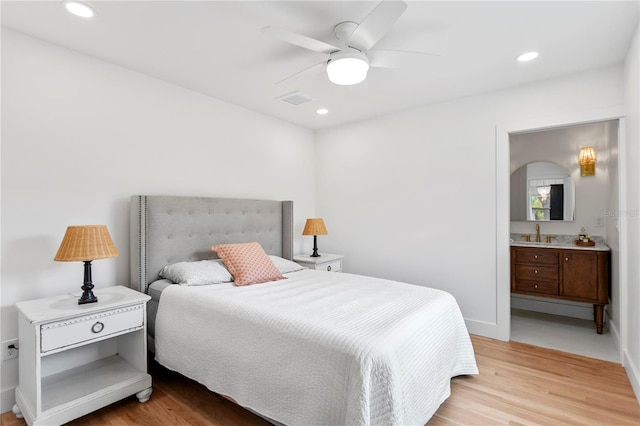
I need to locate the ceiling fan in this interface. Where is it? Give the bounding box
[262,0,437,86]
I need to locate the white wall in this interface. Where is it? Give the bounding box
[315,66,624,338]
[622,23,640,400]
[0,30,316,411]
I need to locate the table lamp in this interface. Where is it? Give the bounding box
[54,225,118,304]
[302,218,328,257]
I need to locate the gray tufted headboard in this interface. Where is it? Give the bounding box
[130,195,293,293]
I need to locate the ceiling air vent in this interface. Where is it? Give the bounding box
[277,91,315,106]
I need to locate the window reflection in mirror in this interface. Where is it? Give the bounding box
[510,161,575,221]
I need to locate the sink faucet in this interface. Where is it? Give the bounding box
[535,224,541,242]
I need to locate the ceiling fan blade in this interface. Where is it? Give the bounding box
[347,0,408,52]
[368,49,440,69]
[262,26,339,54]
[276,60,326,85]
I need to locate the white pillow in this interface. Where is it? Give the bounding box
[159,260,233,286]
[269,255,306,274]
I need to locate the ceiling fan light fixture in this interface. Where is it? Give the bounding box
[326,51,370,86]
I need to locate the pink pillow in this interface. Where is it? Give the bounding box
[211,242,285,286]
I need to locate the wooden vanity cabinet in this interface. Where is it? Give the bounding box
[511,246,609,334]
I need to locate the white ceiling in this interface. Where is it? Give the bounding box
[2,1,638,129]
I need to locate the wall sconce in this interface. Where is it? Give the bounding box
[578,147,596,176]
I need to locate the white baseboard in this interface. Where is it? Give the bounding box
[623,347,640,403]
[608,317,623,363]
[511,295,596,320]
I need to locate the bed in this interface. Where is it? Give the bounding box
[130,195,478,426]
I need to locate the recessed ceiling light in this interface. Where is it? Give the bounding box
[517,51,539,62]
[316,108,329,115]
[64,1,96,18]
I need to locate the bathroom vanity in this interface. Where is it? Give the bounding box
[511,241,609,334]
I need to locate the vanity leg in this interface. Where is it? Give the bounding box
[594,305,604,334]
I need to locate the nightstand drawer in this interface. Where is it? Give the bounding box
[293,254,344,273]
[41,304,144,353]
[313,260,342,272]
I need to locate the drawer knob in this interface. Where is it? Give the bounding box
[327,265,332,271]
[534,255,538,259]
[534,270,538,274]
[534,284,538,289]
[565,257,569,261]
[91,321,104,334]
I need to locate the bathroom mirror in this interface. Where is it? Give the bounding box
[510,161,575,221]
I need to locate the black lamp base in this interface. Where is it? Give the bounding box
[78,289,98,304]
[78,260,98,304]
[310,235,321,257]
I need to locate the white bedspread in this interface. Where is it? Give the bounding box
[155,269,478,426]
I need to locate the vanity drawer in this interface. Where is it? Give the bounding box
[514,248,559,265]
[40,304,144,353]
[514,279,559,295]
[515,264,558,281]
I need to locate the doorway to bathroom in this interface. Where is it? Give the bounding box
[496,108,626,363]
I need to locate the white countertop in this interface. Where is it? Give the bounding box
[510,241,610,251]
[510,232,609,251]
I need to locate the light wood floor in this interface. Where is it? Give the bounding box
[3,335,639,425]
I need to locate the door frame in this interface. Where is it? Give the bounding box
[496,106,626,359]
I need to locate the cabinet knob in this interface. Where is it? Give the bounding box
[534,255,538,259]
[534,284,538,289]
[565,257,569,261]
[327,265,332,271]
[534,270,538,274]
[91,321,104,334]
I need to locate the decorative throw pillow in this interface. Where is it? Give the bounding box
[159,260,233,285]
[269,255,306,274]
[211,242,285,286]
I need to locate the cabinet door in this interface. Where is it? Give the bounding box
[562,251,597,301]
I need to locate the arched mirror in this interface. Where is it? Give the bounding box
[510,161,575,221]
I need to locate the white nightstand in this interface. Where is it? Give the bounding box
[294,253,344,273]
[13,286,152,426]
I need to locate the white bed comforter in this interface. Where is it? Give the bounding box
[155,269,478,426]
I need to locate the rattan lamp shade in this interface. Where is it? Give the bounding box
[54,225,119,261]
[302,218,328,236]
[54,225,118,305]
